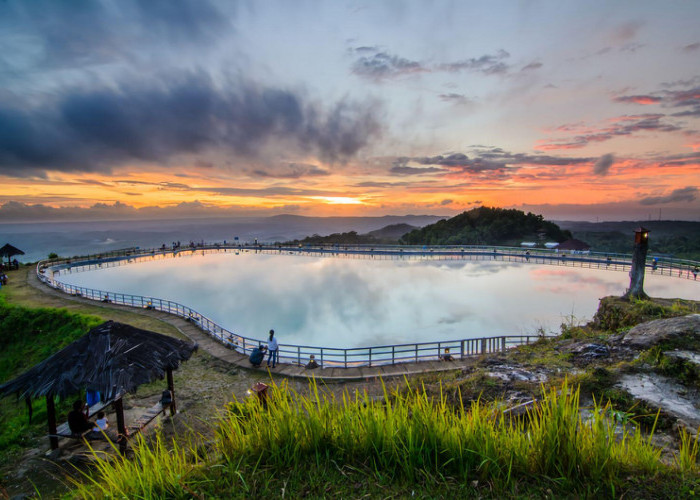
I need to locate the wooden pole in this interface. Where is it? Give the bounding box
[25,396,33,424]
[46,394,58,450]
[113,397,127,454]
[625,228,650,300]
[166,367,176,416]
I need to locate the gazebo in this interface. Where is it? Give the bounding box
[0,243,24,269]
[0,321,197,452]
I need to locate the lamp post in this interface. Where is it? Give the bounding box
[624,227,649,300]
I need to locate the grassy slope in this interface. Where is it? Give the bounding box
[2,265,700,498]
[0,266,188,470]
[70,380,700,499]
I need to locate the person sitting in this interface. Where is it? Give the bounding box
[305,354,319,369]
[249,345,267,367]
[159,389,174,414]
[92,411,109,435]
[68,400,94,436]
[441,348,454,362]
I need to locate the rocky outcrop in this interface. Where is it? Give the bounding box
[622,314,700,348]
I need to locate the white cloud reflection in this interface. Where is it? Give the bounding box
[59,252,700,348]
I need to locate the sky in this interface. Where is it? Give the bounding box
[1,0,699,222]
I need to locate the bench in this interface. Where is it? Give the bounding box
[51,400,113,439]
[128,401,166,435]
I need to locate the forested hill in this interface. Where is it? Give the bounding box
[399,207,572,246]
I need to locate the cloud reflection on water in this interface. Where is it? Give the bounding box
[59,252,699,348]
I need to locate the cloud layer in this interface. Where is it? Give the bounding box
[0,74,382,175]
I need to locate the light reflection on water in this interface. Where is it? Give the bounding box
[58,252,699,348]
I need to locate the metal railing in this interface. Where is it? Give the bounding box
[36,243,700,369]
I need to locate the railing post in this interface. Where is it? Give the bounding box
[501,337,506,352]
[461,340,464,359]
[320,348,324,367]
[415,344,418,363]
[297,346,301,366]
[368,349,372,367]
[481,338,487,354]
[344,350,347,369]
[392,345,395,365]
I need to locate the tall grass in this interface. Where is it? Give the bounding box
[72,380,686,498]
[70,433,211,499]
[215,379,662,491]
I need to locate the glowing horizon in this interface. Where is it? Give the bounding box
[1,1,699,221]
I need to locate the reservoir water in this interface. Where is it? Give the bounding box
[56,251,699,348]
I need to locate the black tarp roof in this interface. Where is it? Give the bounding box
[0,243,24,258]
[0,321,197,401]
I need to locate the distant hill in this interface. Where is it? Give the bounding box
[367,223,417,240]
[399,207,571,246]
[284,224,420,246]
[557,220,700,259]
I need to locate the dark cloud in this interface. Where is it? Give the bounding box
[350,47,511,82]
[0,73,382,175]
[594,154,614,176]
[0,0,230,74]
[682,42,700,52]
[439,93,471,105]
[538,114,680,150]
[390,165,444,176]
[640,187,698,205]
[387,148,593,179]
[437,50,510,75]
[614,84,700,117]
[657,152,700,167]
[252,163,330,179]
[614,95,662,105]
[353,181,412,188]
[440,199,453,205]
[351,51,426,80]
[521,62,543,71]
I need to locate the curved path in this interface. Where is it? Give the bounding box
[26,268,471,382]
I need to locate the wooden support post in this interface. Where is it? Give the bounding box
[113,397,127,454]
[25,396,33,424]
[46,394,58,450]
[167,367,176,416]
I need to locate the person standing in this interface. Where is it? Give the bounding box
[267,329,279,368]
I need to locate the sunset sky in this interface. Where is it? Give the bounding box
[1,0,699,221]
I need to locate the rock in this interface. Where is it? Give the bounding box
[617,373,700,428]
[485,364,548,383]
[664,350,700,366]
[44,448,62,460]
[564,342,610,360]
[622,314,700,348]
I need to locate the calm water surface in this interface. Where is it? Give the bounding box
[57,252,699,348]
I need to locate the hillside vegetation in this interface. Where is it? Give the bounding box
[284,223,418,246]
[400,207,571,246]
[0,297,102,465]
[558,220,700,260]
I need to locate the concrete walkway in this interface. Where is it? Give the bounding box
[27,269,474,381]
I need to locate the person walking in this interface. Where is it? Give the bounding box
[267,329,279,368]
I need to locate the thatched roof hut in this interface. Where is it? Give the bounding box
[0,243,24,267]
[0,321,197,450]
